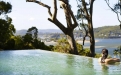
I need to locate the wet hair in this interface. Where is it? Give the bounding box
[101,48,108,63]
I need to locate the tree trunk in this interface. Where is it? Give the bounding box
[88,21,95,57]
[66,30,78,55]
[89,0,95,57]
[80,0,95,57]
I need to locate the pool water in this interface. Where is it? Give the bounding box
[0,50,121,75]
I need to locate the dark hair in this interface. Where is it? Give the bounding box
[101,48,108,63]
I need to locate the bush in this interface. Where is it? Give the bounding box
[113,45,121,55]
[52,38,71,53]
[78,48,91,57]
[95,53,102,58]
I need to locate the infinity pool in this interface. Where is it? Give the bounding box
[0,50,121,75]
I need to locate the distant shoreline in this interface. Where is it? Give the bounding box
[77,39,99,43]
[44,39,99,46]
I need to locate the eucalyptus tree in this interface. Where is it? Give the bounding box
[0,1,16,49]
[76,0,95,57]
[26,26,40,49]
[26,0,79,54]
[27,26,38,39]
[0,1,12,15]
[105,0,121,29]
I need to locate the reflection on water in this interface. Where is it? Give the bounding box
[0,50,121,75]
[101,64,109,75]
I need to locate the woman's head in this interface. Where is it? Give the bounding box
[101,48,108,63]
[102,48,108,58]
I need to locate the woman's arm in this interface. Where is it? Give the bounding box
[105,58,120,64]
[112,58,120,62]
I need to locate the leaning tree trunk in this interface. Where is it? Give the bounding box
[66,29,78,54]
[59,0,79,55]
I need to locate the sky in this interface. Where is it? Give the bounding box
[5,0,121,30]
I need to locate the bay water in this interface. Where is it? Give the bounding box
[82,38,121,56]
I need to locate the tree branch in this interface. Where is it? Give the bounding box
[105,0,121,23]
[68,7,78,28]
[90,0,94,18]
[27,0,52,17]
[26,0,36,2]
[59,0,73,28]
[52,0,57,20]
[83,31,88,45]
[34,1,52,16]
[27,0,67,33]
[82,0,89,20]
[82,25,88,45]
[48,18,67,34]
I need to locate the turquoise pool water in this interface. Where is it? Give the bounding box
[0,50,121,75]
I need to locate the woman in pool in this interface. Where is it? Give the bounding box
[98,48,120,64]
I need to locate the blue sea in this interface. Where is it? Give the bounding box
[82,38,121,56]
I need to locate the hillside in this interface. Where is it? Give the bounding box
[15,29,62,35]
[15,25,121,38]
[94,25,121,38]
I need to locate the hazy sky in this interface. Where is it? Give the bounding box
[6,0,121,30]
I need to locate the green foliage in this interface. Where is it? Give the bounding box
[0,1,12,15]
[0,1,16,49]
[14,27,52,50]
[13,36,24,50]
[22,33,33,44]
[79,48,91,56]
[113,45,121,55]
[4,38,15,50]
[114,3,121,11]
[52,38,71,53]
[94,53,102,58]
[27,26,38,39]
[0,23,52,50]
[8,27,52,50]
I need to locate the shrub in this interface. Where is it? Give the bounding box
[78,48,91,57]
[113,45,121,55]
[95,53,102,58]
[52,38,71,53]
